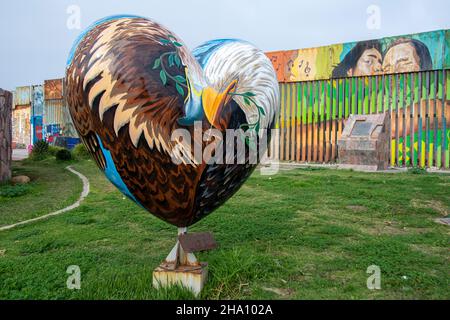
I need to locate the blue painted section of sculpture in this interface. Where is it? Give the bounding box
[96,135,142,207]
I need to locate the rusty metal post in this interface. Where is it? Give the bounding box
[0,89,12,182]
[152,228,216,296]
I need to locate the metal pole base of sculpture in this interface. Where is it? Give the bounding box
[153,227,215,296]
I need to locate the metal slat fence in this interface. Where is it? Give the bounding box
[268,70,449,169]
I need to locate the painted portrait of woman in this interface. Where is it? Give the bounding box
[332,40,383,78]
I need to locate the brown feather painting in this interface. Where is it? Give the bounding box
[65,15,280,227]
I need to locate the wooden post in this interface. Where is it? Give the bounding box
[0,89,12,183]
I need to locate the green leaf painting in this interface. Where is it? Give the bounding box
[152,35,187,97]
[176,83,184,96]
[174,55,181,68]
[152,58,161,69]
[228,91,266,149]
[159,38,171,45]
[160,70,167,85]
[174,75,186,83]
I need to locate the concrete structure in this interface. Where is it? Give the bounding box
[0,89,12,182]
[153,228,211,296]
[337,113,390,171]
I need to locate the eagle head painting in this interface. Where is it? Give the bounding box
[65,15,280,228]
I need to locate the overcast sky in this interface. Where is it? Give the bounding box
[1,0,449,90]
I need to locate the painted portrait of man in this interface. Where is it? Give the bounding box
[382,38,433,73]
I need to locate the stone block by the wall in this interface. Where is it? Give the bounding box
[337,113,390,171]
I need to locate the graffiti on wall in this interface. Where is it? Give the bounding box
[12,105,31,147]
[32,85,44,142]
[14,86,31,106]
[12,78,79,147]
[43,78,78,141]
[266,29,449,82]
[12,86,32,147]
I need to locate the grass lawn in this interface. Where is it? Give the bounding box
[0,159,449,299]
[0,159,82,226]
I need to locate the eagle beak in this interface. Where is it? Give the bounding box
[202,80,237,130]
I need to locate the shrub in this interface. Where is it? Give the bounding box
[48,145,65,156]
[0,183,32,198]
[408,167,427,175]
[55,148,72,161]
[72,143,90,160]
[29,140,49,161]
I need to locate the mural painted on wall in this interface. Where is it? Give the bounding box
[12,80,79,147]
[12,86,32,147]
[32,85,44,142]
[43,79,78,141]
[266,50,286,82]
[393,130,450,168]
[32,85,44,114]
[276,70,449,168]
[267,29,449,82]
[45,124,61,143]
[14,86,31,105]
[44,79,63,100]
[61,101,77,137]
[65,15,279,227]
[332,38,433,78]
[12,105,31,147]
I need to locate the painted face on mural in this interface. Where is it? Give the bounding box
[382,42,421,73]
[332,38,432,78]
[348,48,382,76]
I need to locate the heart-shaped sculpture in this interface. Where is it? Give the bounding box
[65,15,279,227]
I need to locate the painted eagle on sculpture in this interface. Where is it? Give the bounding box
[65,15,279,227]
